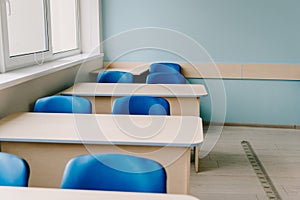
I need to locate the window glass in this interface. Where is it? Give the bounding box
[6,0,48,57]
[50,0,78,53]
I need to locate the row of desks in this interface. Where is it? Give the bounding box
[0,81,207,195]
[60,83,207,172]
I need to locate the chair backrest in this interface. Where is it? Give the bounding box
[149,63,181,73]
[96,71,134,83]
[112,96,170,115]
[33,96,92,114]
[146,72,186,84]
[61,154,167,193]
[0,152,30,187]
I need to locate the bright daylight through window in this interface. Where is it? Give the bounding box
[0,0,79,72]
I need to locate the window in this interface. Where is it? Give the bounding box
[0,0,81,72]
[50,0,79,54]
[7,0,48,57]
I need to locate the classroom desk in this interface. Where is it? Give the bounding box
[60,83,207,172]
[0,186,200,200]
[92,64,149,76]
[60,83,207,116]
[0,112,203,194]
[91,64,150,83]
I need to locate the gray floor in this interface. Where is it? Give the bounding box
[190,126,300,200]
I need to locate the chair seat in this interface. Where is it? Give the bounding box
[96,71,134,83]
[112,96,170,115]
[33,95,92,114]
[146,72,186,84]
[149,63,181,73]
[0,152,30,187]
[61,154,166,193]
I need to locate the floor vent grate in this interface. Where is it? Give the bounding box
[241,141,282,200]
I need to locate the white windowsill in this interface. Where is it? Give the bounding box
[0,53,104,90]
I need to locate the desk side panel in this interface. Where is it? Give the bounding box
[1,142,190,194]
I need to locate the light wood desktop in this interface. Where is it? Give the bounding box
[60,82,207,172]
[0,112,203,194]
[0,186,200,200]
[92,64,149,76]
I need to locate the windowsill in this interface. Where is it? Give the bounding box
[0,53,104,90]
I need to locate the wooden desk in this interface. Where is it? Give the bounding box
[60,83,207,116]
[0,186,200,200]
[0,113,203,194]
[92,64,149,76]
[91,64,150,83]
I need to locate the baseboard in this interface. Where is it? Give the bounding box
[203,121,298,129]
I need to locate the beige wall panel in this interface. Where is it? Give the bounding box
[242,64,300,80]
[103,62,151,74]
[102,62,243,79]
[179,63,242,78]
[102,62,300,80]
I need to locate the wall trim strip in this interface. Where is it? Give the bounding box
[203,122,298,129]
[103,62,300,80]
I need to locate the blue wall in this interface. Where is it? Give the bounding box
[102,0,300,125]
[190,79,300,125]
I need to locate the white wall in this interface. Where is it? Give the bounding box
[0,58,102,119]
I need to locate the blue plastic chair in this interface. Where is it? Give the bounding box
[112,96,170,115]
[149,63,181,74]
[146,72,186,84]
[61,154,167,193]
[33,96,92,114]
[0,152,30,187]
[96,71,134,83]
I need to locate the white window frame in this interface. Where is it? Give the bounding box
[0,0,83,73]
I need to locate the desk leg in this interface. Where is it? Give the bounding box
[194,146,199,173]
